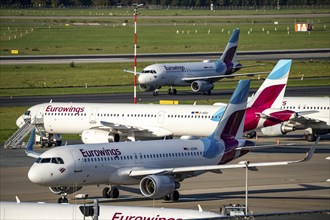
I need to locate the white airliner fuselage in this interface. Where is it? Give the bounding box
[261,96,330,141]
[0,201,223,220]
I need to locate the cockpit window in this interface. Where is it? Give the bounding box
[142,70,157,74]
[24,110,31,116]
[35,157,64,164]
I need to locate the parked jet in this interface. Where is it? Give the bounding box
[261,96,330,141]
[1,199,223,219]
[26,80,318,204]
[126,28,262,96]
[12,60,295,146]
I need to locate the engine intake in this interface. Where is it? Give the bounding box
[191,80,214,92]
[139,84,160,92]
[139,175,178,198]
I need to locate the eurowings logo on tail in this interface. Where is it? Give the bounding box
[248,59,292,109]
[218,28,240,74]
[202,80,250,159]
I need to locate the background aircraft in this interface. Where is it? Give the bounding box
[1,199,223,219]
[261,96,330,141]
[25,80,317,204]
[125,28,258,96]
[10,60,294,148]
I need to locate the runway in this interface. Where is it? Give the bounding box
[0,85,329,107]
[1,132,329,218]
[1,49,329,65]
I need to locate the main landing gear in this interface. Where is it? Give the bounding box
[57,193,68,203]
[102,186,119,199]
[305,133,318,142]
[163,190,180,202]
[168,87,177,95]
[203,90,211,95]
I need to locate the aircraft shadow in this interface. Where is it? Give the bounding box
[82,184,329,204]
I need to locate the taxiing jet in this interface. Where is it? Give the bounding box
[26,80,318,203]
[13,60,295,146]
[261,96,330,141]
[126,28,262,96]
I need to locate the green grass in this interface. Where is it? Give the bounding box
[0,60,329,97]
[1,15,329,55]
[1,8,329,17]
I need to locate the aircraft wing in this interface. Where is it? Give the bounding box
[123,69,143,75]
[129,138,318,177]
[100,121,173,137]
[181,71,268,82]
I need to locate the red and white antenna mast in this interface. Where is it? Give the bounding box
[133,4,143,104]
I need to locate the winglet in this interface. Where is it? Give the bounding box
[296,136,319,163]
[15,196,21,204]
[25,128,40,158]
[198,204,203,213]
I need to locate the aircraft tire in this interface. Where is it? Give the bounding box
[173,89,177,95]
[306,133,317,142]
[153,91,158,96]
[57,197,68,203]
[102,187,111,198]
[170,190,180,202]
[110,187,119,198]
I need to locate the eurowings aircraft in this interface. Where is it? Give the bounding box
[15,60,295,145]
[261,96,330,141]
[125,28,263,96]
[1,199,223,219]
[26,80,318,203]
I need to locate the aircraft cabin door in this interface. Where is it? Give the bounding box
[70,150,83,173]
[157,111,165,124]
[134,153,143,164]
[89,107,98,125]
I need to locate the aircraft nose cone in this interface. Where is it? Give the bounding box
[138,74,147,84]
[28,166,45,184]
[138,74,156,84]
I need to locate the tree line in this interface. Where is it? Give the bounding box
[1,0,330,8]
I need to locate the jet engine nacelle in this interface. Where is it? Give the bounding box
[139,84,161,92]
[81,129,120,144]
[139,175,179,198]
[49,186,82,195]
[191,80,214,92]
[261,123,295,136]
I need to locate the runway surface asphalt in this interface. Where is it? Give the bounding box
[1,85,329,108]
[1,131,329,219]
